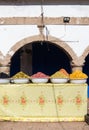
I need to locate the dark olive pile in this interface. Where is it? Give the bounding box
[0,72,9,78]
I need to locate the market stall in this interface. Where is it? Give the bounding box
[0,70,88,122]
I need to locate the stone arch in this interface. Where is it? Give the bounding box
[78,45,89,68]
[0,51,5,65]
[81,45,89,60]
[5,34,77,64]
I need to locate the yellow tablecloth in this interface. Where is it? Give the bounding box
[0,83,87,122]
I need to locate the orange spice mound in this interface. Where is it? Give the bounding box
[31,72,49,78]
[59,69,69,78]
[51,71,68,78]
[70,70,88,79]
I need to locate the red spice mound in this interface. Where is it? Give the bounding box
[31,72,49,78]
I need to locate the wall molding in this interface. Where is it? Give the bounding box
[0,17,89,25]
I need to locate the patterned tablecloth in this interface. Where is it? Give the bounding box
[0,83,87,122]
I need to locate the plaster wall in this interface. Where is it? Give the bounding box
[0,5,89,17]
[0,5,89,57]
[0,24,89,57]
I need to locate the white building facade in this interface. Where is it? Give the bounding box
[0,0,89,77]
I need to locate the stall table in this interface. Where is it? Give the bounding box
[0,83,87,122]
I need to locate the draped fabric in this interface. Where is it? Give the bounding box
[0,83,87,122]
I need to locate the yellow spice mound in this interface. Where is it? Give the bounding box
[70,70,88,79]
[51,71,68,78]
[12,71,30,79]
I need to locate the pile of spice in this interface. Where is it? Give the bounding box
[59,68,69,77]
[51,70,69,79]
[70,70,88,79]
[31,72,49,78]
[12,71,30,79]
[0,72,9,78]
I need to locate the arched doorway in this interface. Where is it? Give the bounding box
[10,41,71,76]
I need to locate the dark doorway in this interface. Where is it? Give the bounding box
[10,42,71,78]
[83,55,89,98]
[83,55,89,85]
[10,50,21,77]
[32,42,71,75]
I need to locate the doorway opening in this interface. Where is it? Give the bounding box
[83,55,89,98]
[32,41,71,75]
[10,41,71,77]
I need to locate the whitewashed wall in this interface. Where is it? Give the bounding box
[0,5,89,56]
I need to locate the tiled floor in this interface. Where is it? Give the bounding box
[0,121,89,130]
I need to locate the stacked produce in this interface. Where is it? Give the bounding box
[12,71,30,79]
[70,70,88,79]
[31,72,49,78]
